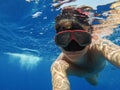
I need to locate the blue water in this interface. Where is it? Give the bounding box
[0,0,120,90]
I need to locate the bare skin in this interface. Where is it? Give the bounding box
[51,39,120,90]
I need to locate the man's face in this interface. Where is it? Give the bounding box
[55,7,92,51]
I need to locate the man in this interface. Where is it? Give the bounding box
[51,5,120,90]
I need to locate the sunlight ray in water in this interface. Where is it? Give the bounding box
[59,0,117,9]
[5,52,42,70]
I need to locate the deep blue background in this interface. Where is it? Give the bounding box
[0,0,120,90]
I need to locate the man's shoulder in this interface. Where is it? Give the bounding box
[90,38,119,51]
[90,39,110,50]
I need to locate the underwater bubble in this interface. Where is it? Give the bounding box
[32,11,42,18]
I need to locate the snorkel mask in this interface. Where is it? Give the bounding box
[55,30,91,47]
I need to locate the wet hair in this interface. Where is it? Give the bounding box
[55,19,84,33]
[55,7,90,33]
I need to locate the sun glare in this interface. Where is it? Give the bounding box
[6,52,42,70]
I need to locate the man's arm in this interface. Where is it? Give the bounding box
[95,39,120,68]
[51,60,70,90]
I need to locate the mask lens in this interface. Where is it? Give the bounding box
[55,32,71,47]
[74,32,91,46]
